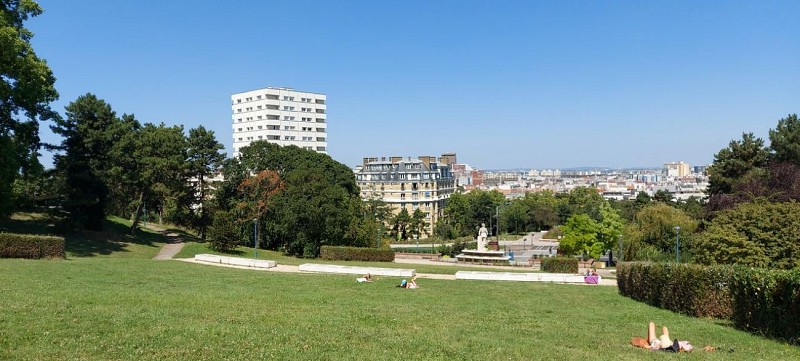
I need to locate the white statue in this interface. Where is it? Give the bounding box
[477,223,488,251]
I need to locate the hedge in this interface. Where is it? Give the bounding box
[0,232,65,259]
[541,257,578,273]
[617,262,800,343]
[320,246,395,262]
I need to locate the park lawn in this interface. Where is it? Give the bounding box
[176,242,534,275]
[2,258,798,360]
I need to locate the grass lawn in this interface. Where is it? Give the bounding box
[2,214,798,359]
[2,257,799,360]
[175,242,535,275]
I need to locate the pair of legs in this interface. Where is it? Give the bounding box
[648,322,669,344]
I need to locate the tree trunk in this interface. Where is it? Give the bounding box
[199,173,206,240]
[130,190,145,234]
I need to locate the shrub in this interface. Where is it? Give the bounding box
[541,257,578,273]
[730,267,800,341]
[0,233,65,259]
[320,246,395,262]
[208,211,241,253]
[617,262,800,343]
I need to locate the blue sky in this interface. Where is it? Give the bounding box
[28,1,799,169]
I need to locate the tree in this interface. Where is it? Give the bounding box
[50,94,120,229]
[597,201,624,252]
[706,132,769,196]
[623,203,697,262]
[559,214,601,259]
[694,201,800,269]
[560,186,604,223]
[236,170,284,224]
[653,190,674,203]
[769,114,800,165]
[391,208,411,240]
[208,210,242,253]
[186,126,225,239]
[409,208,428,240]
[218,141,364,257]
[0,0,59,217]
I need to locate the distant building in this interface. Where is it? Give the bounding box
[355,154,457,238]
[664,161,691,177]
[231,87,327,157]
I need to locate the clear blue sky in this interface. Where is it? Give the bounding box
[28,0,799,169]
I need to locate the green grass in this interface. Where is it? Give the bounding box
[1,258,798,360]
[176,242,534,275]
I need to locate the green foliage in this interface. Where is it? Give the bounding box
[319,245,395,262]
[207,210,242,253]
[541,257,578,273]
[409,208,428,240]
[623,202,696,261]
[559,214,601,258]
[437,238,477,258]
[769,114,800,165]
[707,132,769,196]
[390,208,411,240]
[0,232,64,258]
[729,267,800,341]
[560,186,604,222]
[439,189,505,238]
[51,94,120,230]
[218,142,364,257]
[186,126,225,239]
[0,0,59,218]
[618,262,800,343]
[616,262,733,319]
[695,201,800,269]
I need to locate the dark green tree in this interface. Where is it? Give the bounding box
[51,94,120,229]
[218,141,363,257]
[769,114,800,165]
[186,126,225,239]
[0,0,58,217]
[653,190,674,203]
[391,208,411,240]
[409,208,428,240]
[706,132,769,196]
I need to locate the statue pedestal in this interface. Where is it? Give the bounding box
[455,249,510,265]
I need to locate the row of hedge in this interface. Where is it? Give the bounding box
[0,233,65,259]
[320,246,395,262]
[617,262,800,343]
[541,257,578,273]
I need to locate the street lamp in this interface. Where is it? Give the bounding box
[618,234,623,263]
[253,218,259,259]
[674,225,681,263]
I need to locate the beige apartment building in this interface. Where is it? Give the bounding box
[356,154,457,238]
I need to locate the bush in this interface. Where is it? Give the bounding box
[541,257,578,273]
[320,246,395,262]
[0,233,65,259]
[208,211,241,253]
[617,262,800,343]
[730,267,800,341]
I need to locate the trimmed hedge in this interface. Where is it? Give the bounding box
[617,262,800,343]
[320,246,395,262]
[541,257,578,273]
[0,232,65,259]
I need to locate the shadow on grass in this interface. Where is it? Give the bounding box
[1,211,184,257]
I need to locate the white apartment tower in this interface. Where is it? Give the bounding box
[231,87,327,157]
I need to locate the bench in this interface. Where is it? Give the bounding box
[298,263,415,278]
[194,254,277,269]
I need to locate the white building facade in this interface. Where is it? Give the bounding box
[231,87,327,157]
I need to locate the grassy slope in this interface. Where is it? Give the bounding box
[2,258,799,360]
[1,214,798,360]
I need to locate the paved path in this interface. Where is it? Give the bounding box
[144,224,186,260]
[175,257,617,286]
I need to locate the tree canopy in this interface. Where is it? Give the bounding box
[0,0,58,217]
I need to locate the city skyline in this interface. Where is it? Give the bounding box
[28,1,799,169]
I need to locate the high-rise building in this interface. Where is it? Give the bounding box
[231,87,326,157]
[355,154,457,238]
[664,161,691,177]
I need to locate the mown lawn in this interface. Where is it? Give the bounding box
[2,257,799,360]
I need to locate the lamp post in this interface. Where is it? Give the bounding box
[253,218,259,259]
[674,225,681,263]
[618,234,623,263]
